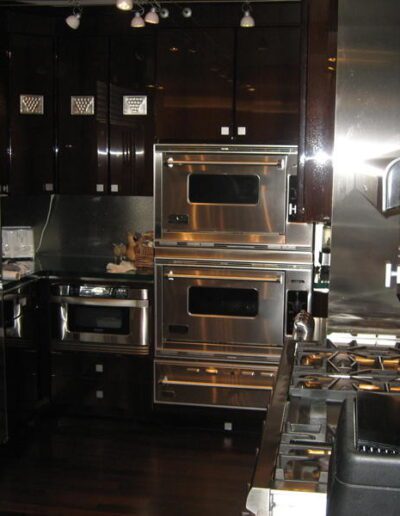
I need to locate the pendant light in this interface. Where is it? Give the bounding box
[65,1,82,30]
[240,2,255,28]
[116,0,133,10]
[131,10,145,28]
[145,6,159,24]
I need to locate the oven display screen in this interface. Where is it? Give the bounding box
[68,305,130,334]
[188,287,258,317]
[188,174,259,204]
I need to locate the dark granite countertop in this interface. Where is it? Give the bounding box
[2,255,154,291]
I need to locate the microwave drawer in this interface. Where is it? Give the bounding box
[154,360,277,411]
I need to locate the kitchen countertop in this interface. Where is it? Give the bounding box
[1,255,154,291]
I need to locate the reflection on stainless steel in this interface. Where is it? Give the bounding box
[328,0,400,335]
[154,359,277,410]
[293,310,314,341]
[51,282,150,354]
[3,280,37,340]
[154,144,313,249]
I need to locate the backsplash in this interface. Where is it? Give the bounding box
[1,195,153,260]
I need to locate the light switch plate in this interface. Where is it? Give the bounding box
[20,95,44,115]
[123,95,147,115]
[71,96,95,116]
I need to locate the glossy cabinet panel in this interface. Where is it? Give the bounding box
[300,0,337,222]
[109,33,155,196]
[9,34,55,194]
[57,35,108,195]
[236,27,301,145]
[155,28,234,142]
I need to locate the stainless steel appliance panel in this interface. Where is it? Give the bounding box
[51,284,150,354]
[328,0,400,334]
[155,359,277,410]
[158,264,285,348]
[154,144,313,249]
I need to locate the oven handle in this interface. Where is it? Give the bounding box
[50,296,149,308]
[159,377,273,391]
[166,159,283,167]
[164,272,282,283]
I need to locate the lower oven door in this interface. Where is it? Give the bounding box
[51,297,150,354]
[154,359,277,410]
[157,265,285,358]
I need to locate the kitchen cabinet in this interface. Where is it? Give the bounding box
[0,23,8,192]
[57,35,109,195]
[51,351,151,418]
[57,31,155,196]
[8,33,55,194]
[297,0,337,222]
[109,33,156,196]
[155,26,301,144]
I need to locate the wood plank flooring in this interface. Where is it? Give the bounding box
[0,417,260,516]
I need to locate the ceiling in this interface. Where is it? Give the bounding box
[0,0,295,6]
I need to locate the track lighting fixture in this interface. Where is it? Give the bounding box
[240,2,255,28]
[116,0,133,11]
[145,6,159,24]
[182,6,192,18]
[65,0,82,30]
[131,9,145,28]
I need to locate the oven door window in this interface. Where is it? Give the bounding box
[67,305,130,334]
[188,174,259,205]
[188,287,258,317]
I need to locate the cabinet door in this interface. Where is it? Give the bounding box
[155,28,234,142]
[0,29,8,193]
[9,34,55,194]
[236,27,301,145]
[109,33,155,196]
[57,35,108,195]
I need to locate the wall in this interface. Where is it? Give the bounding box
[1,195,153,260]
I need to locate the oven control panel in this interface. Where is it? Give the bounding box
[66,285,129,299]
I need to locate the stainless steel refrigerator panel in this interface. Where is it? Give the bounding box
[328,0,400,334]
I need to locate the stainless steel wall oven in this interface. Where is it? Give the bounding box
[154,144,312,249]
[154,144,314,411]
[51,282,150,355]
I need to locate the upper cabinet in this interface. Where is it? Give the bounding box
[109,33,155,196]
[57,35,109,195]
[8,33,55,194]
[155,25,301,144]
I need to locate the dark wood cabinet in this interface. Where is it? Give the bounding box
[51,351,151,418]
[57,35,109,195]
[155,28,234,142]
[9,33,55,194]
[298,0,337,222]
[109,33,156,196]
[155,25,301,145]
[236,27,301,144]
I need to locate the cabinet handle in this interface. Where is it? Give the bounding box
[44,183,53,192]
[111,184,119,193]
[237,126,247,136]
[220,126,230,136]
[385,262,400,288]
[288,203,297,216]
[96,184,104,193]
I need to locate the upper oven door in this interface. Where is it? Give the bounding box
[158,151,289,245]
[158,265,285,352]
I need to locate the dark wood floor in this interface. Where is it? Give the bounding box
[0,416,260,516]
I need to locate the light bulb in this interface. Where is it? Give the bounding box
[131,11,145,28]
[145,7,159,24]
[65,12,81,30]
[116,0,133,10]
[240,10,255,28]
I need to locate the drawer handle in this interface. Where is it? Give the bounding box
[159,377,273,391]
[186,368,200,373]
[165,272,282,283]
[205,367,218,374]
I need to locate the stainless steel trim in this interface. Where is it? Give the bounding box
[159,377,273,391]
[51,296,149,308]
[246,341,296,512]
[165,159,282,167]
[164,272,282,283]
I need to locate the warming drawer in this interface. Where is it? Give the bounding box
[154,359,278,410]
